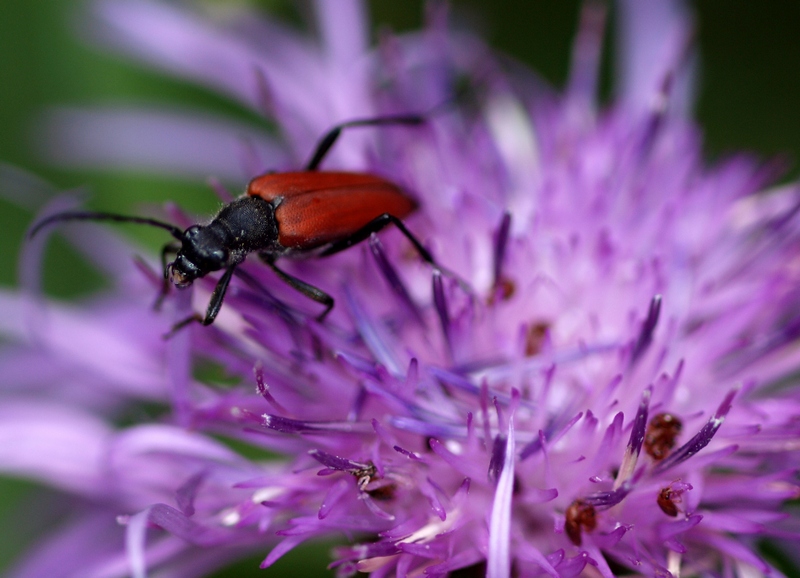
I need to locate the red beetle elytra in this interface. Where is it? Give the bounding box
[30,114,442,331]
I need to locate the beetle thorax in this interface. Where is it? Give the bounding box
[167,196,280,287]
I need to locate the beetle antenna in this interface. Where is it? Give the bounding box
[29,211,184,240]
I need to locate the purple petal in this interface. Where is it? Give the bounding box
[308,449,368,473]
[94,0,323,124]
[425,550,486,575]
[700,533,771,573]
[369,235,424,325]
[318,478,350,519]
[515,540,559,578]
[418,482,446,522]
[361,494,395,521]
[344,286,405,376]
[583,483,633,509]
[176,470,206,517]
[487,415,515,578]
[261,535,308,568]
[657,514,703,541]
[488,434,507,484]
[254,361,287,413]
[315,0,368,73]
[492,211,512,287]
[553,551,590,577]
[432,270,453,359]
[566,0,606,103]
[654,388,737,473]
[262,415,372,435]
[582,543,617,578]
[125,507,151,578]
[630,294,662,365]
[5,512,126,578]
[0,402,111,494]
[148,503,232,545]
[616,387,651,484]
[40,107,285,180]
[616,0,695,113]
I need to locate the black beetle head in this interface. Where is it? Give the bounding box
[168,225,229,287]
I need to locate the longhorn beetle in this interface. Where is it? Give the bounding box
[30,113,445,332]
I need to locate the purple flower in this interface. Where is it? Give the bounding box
[3,0,800,576]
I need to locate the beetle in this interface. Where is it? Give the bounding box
[30,114,443,331]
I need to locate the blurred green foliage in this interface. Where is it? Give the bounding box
[1,1,799,576]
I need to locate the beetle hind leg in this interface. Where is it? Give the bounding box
[318,213,433,263]
[320,213,471,294]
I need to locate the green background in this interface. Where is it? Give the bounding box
[1,0,799,575]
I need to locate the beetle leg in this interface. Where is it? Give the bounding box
[305,115,425,171]
[200,265,237,325]
[260,256,334,320]
[320,214,472,294]
[319,213,435,264]
[164,265,237,338]
[154,242,181,311]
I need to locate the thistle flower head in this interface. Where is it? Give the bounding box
[3,1,800,577]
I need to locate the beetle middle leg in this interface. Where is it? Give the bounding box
[259,255,335,320]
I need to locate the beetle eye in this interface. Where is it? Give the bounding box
[210,248,227,265]
[183,225,201,239]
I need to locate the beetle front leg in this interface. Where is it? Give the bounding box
[154,242,181,311]
[164,266,236,338]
